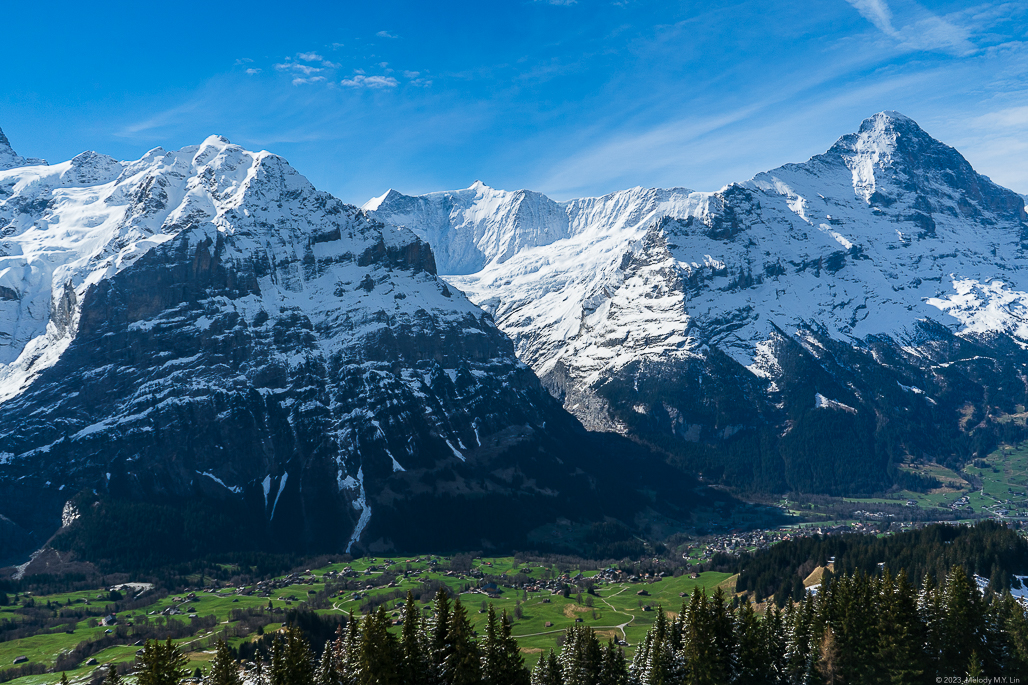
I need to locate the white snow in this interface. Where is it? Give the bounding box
[346,467,371,553]
[367,112,1028,428]
[269,472,288,520]
[197,470,243,494]
[814,393,857,414]
[445,438,465,462]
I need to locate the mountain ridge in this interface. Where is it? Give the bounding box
[367,112,1028,494]
[0,129,720,566]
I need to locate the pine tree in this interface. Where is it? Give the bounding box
[59,673,69,685]
[283,626,315,685]
[358,607,399,685]
[940,566,985,672]
[482,605,502,685]
[341,612,361,685]
[966,651,982,678]
[433,589,453,679]
[1000,593,1028,673]
[443,598,481,685]
[271,636,287,685]
[401,591,431,685]
[762,605,787,685]
[316,646,340,685]
[252,654,267,685]
[705,588,737,685]
[875,571,924,684]
[919,572,944,680]
[137,638,189,685]
[599,641,626,685]
[207,640,242,685]
[530,650,561,685]
[497,610,530,685]
[557,626,601,685]
[735,598,771,685]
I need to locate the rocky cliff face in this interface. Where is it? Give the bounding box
[368,113,1028,494]
[0,130,706,566]
[0,128,45,171]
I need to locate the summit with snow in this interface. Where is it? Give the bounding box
[367,112,1028,495]
[1,111,1026,560]
[0,125,696,563]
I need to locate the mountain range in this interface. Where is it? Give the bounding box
[0,111,1024,566]
[366,112,1028,495]
[0,129,717,568]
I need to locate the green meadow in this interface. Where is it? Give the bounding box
[0,556,733,685]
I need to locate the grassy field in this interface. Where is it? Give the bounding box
[828,447,1028,518]
[0,557,733,685]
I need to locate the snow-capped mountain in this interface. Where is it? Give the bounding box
[0,129,45,171]
[368,113,1028,495]
[0,127,704,564]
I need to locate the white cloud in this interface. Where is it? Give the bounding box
[340,74,399,88]
[844,0,976,55]
[536,0,577,4]
[292,76,327,86]
[245,68,262,75]
[376,30,398,39]
[322,60,342,69]
[845,0,897,35]
[234,58,254,65]
[365,76,399,87]
[403,71,421,78]
[298,52,324,62]
[946,103,1028,193]
[276,63,323,75]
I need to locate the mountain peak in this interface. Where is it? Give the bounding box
[0,126,46,171]
[817,112,1027,221]
[362,188,404,212]
[829,110,933,161]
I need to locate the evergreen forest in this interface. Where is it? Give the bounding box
[116,566,1028,685]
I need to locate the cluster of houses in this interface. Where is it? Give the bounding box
[689,527,819,559]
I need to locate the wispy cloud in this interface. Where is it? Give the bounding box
[275,63,323,75]
[533,58,940,196]
[298,52,324,62]
[946,101,1028,193]
[846,0,897,35]
[536,0,578,5]
[376,30,398,39]
[245,68,262,75]
[340,74,399,88]
[234,58,254,66]
[292,76,327,86]
[844,0,975,55]
[115,101,202,137]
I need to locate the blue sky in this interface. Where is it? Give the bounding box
[2,0,1027,203]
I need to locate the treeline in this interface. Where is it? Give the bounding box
[721,521,1028,604]
[119,566,1028,685]
[624,567,1028,683]
[245,589,530,685]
